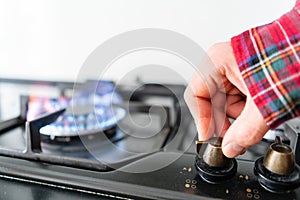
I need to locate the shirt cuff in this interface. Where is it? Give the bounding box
[231,3,300,129]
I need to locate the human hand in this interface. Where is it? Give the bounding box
[184,42,270,158]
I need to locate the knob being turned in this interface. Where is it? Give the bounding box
[200,137,230,168]
[195,137,237,184]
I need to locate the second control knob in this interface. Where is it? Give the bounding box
[264,136,295,175]
[254,136,300,193]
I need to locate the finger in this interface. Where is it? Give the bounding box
[211,91,230,137]
[184,85,215,141]
[222,97,269,158]
[214,94,244,137]
[213,107,231,137]
[184,55,222,141]
[196,98,215,140]
[226,98,246,119]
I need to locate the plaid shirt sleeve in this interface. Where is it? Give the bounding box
[231,0,300,129]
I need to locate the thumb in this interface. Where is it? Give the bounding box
[222,97,269,158]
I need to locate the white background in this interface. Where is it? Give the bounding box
[0,0,295,83]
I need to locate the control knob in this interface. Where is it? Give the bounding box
[254,136,300,193]
[195,137,237,183]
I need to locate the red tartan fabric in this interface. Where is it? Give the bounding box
[231,0,300,129]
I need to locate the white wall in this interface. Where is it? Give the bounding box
[0,0,295,83]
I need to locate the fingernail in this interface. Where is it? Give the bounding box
[222,142,245,158]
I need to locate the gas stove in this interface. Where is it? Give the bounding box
[0,78,300,200]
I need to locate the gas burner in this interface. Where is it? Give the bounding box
[40,126,124,155]
[25,81,125,141]
[39,105,126,139]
